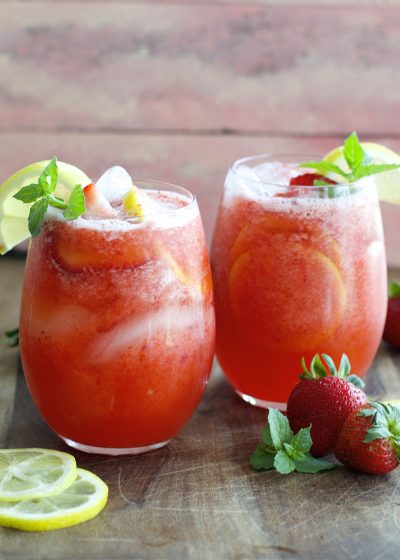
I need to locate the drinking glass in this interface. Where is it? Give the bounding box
[211,154,387,409]
[20,180,215,454]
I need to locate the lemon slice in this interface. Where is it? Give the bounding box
[0,468,108,531]
[0,449,77,502]
[323,142,400,204]
[123,186,144,218]
[0,161,91,255]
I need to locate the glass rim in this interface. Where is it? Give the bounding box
[230,153,357,189]
[44,177,197,225]
[124,177,196,211]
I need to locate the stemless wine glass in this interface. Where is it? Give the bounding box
[211,154,387,410]
[20,179,215,455]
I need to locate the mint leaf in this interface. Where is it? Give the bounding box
[13,183,44,203]
[344,132,365,174]
[274,450,296,474]
[261,424,273,447]
[2,327,19,348]
[299,161,348,179]
[295,456,337,474]
[250,445,275,471]
[353,163,400,181]
[291,427,312,453]
[28,198,49,237]
[389,281,400,298]
[283,443,307,461]
[313,180,334,187]
[39,156,58,195]
[64,185,85,220]
[268,408,293,450]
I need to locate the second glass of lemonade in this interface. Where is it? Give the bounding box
[20,178,215,454]
[211,154,387,409]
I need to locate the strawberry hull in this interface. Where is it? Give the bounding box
[335,405,399,475]
[19,188,215,452]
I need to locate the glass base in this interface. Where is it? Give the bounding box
[60,436,170,456]
[236,390,286,411]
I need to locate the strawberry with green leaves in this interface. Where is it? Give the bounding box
[250,408,337,474]
[335,402,400,474]
[286,354,368,457]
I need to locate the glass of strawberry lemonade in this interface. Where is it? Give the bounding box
[19,167,215,454]
[211,154,387,409]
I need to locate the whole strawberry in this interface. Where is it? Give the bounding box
[286,354,368,457]
[335,402,400,474]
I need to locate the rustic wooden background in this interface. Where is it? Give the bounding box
[1,0,400,260]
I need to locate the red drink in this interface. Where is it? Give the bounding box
[211,155,387,409]
[20,180,215,454]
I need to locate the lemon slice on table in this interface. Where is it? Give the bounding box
[0,161,91,255]
[0,468,108,531]
[324,142,400,204]
[0,449,77,502]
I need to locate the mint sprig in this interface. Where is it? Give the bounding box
[2,327,19,348]
[250,408,337,475]
[300,132,400,184]
[13,157,86,237]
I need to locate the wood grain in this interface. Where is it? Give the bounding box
[2,3,400,135]
[1,256,400,559]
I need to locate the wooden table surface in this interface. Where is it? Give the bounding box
[1,255,400,560]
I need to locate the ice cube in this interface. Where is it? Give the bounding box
[235,164,262,185]
[90,305,204,362]
[224,165,263,203]
[96,166,134,202]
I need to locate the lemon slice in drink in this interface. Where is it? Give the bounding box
[0,161,91,255]
[0,468,108,531]
[0,449,77,502]
[324,143,400,204]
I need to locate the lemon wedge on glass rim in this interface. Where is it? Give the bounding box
[0,468,108,532]
[0,160,91,255]
[323,142,400,204]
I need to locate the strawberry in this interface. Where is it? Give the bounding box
[383,281,400,349]
[289,173,337,187]
[335,402,400,474]
[286,354,368,457]
[83,183,116,218]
